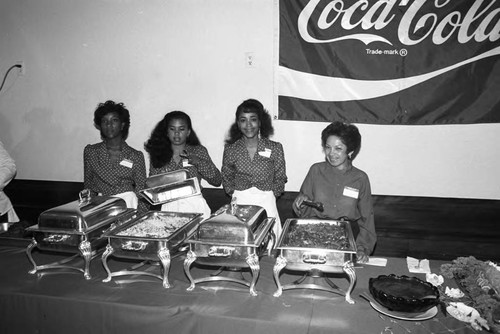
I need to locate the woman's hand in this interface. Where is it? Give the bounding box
[181,150,201,166]
[356,248,369,263]
[187,154,201,166]
[293,193,310,211]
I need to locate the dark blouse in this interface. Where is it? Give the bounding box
[83,141,147,199]
[221,137,287,198]
[294,161,377,254]
[149,144,221,187]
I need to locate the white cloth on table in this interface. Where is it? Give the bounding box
[233,187,281,238]
[112,191,138,209]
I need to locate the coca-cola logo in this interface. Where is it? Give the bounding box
[299,0,500,47]
[278,0,500,101]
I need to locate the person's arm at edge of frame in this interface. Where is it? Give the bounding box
[134,150,149,214]
[221,145,236,196]
[271,142,287,198]
[354,174,377,263]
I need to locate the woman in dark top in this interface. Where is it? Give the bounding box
[221,99,287,237]
[145,111,221,219]
[83,100,147,211]
[293,121,376,263]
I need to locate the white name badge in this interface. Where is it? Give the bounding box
[258,148,272,158]
[120,159,133,168]
[182,159,193,167]
[343,186,359,199]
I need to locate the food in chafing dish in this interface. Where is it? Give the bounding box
[101,211,203,288]
[116,215,191,238]
[273,219,357,303]
[283,222,350,250]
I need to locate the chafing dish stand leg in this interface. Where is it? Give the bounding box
[102,244,115,283]
[102,244,172,288]
[79,239,92,279]
[272,255,287,297]
[158,246,171,288]
[342,261,356,304]
[184,250,197,291]
[246,253,259,296]
[184,251,260,296]
[272,255,356,304]
[26,238,94,279]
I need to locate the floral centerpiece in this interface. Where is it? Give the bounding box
[429,256,500,332]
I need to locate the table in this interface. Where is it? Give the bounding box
[0,246,479,334]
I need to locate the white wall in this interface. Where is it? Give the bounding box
[0,0,499,200]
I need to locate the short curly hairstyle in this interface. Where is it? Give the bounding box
[225,99,274,145]
[321,121,361,160]
[93,100,131,140]
[144,111,201,169]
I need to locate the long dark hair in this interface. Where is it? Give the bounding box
[144,111,201,168]
[224,99,274,145]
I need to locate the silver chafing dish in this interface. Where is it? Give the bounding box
[273,218,357,304]
[184,203,276,296]
[101,210,203,288]
[26,190,136,279]
[139,169,201,206]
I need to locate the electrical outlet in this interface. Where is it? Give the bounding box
[245,52,255,68]
[15,61,25,76]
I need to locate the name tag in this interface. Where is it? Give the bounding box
[182,159,192,167]
[120,159,133,168]
[258,148,272,158]
[343,186,359,199]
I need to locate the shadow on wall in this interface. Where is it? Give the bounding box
[11,107,87,180]
[0,113,15,148]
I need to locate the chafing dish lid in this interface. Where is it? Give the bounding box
[145,169,188,188]
[196,204,267,242]
[37,190,129,231]
[139,177,201,205]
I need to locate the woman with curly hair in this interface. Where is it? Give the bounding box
[293,121,376,263]
[144,111,221,218]
[83,100,147,211]
[222,99,287,237]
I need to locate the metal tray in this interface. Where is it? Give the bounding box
[145,169,188,188]
[276,219,357,271]
[272,218,358,303]
[139,177,201,205]
[183,204,276,296]
[102,210,203,260]
[100,211,203,288]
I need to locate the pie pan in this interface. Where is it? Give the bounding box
[369,274,440,313]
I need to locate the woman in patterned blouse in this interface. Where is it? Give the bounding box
[222,99,287,237]
[145,111,221,219]
[83,100,147,211]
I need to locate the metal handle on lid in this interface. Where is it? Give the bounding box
[79,189,92,205]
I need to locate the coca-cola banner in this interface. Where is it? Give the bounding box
[278,0,500,124]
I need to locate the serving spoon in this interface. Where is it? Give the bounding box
[302,200,324,212]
